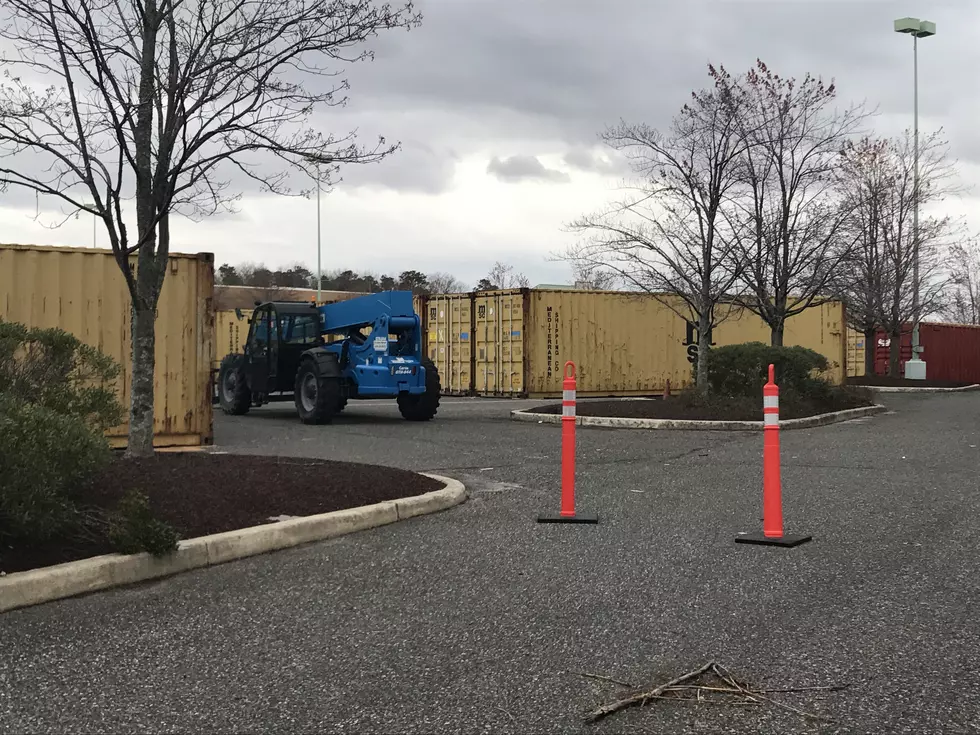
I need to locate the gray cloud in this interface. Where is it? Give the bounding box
[562,146,627,175]
[486,155,570,184]
[339,0,979,164]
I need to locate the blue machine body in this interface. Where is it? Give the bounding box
[316,290,427,397]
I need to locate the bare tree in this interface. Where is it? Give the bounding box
[477,261,529,291]
[563,64,750,391]
[427,271,468,294]
[868,130,956,374]
[948,237,980,325]
[836,136,894,376]
[0,0,420,455]
[570,261,619,290]
[722,60,872,346]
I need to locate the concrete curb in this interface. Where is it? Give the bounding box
[510,404,888,431]
[0,473,466,614]
[863,383,980,394]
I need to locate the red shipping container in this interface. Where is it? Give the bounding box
[874,323,980,383]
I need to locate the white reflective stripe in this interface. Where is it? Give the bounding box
[563,389,576,402]
[764,413,779,425]
[764,395,779,408]
[562,404,576,417]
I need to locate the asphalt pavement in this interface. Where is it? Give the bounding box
[2,392,979,734]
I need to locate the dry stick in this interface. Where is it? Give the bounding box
[566,671,635,688]
[713,664,829,723]
[583,661,716,723]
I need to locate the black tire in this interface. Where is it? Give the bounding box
[397,357,441,421]
[218,354,251,415]
[336,395,349,413]
[294,358,341,425]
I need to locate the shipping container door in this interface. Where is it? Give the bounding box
[474,291,525,395]
[426,294,471,395]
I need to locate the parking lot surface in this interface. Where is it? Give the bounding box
[3,393,979,733]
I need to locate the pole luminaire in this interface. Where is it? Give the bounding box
[893,16,935,380]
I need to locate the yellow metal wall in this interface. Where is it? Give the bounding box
[518,291,847,398]
[711,301,847,385]
[473,290,526,395]
[846,327,867,377]
[525,290,691,397]
[215,308,251,367]
[0,243,214,448]
[424,293,472,394]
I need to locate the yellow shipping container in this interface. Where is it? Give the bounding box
[419,289,848,398]
[425,293,472,395]
[846,327,867,377]
[524,290,691,397]
[0,243,214,448]
[474,290,526,394]
[711,300,847,385]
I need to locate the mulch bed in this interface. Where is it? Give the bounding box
[846,376,976,388]
[0,454,441,575]
[531,391,874,422]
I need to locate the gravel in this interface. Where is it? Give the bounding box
[2,393,979,734]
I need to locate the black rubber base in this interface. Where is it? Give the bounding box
[735,531,812,547]
[537,512,599,524]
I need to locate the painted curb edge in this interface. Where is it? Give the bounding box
[509,404,889,431]
[0,473,466,615]
[864,383,980,393]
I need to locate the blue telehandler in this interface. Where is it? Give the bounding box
[217,290,440,424]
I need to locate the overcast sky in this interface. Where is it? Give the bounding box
[2,0,977,288]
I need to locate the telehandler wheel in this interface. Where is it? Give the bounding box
[294,359,341,425]
[336,395,349,414]
[218,354,251,415]
[397,357,441,421]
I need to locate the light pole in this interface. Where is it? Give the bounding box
[894,16,935,380]
[316,167,322,303]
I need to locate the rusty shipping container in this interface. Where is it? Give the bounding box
[420,289,848,397]
[874,322,980,383]
[0,243,215,449]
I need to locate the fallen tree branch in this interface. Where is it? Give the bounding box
[584,661,716,723]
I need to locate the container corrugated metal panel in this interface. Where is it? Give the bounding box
[525,290,691,397]
[425,293,472,395]
[845,328,867,377]
[474,290,526,395]
[875,323,980,382]
[0,243,214,448]
[712,301,847,385]
[920,323,980,382]
[214,308,251,367]
[521,291,847,398]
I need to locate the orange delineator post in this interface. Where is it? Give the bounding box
[735,363,811,548]
[762,363,783,537]
[537,361,598,524]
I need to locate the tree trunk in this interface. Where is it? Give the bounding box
[695,311,711,393]
[771,323,785,347]
[863,328,876,377]
[126,301,156,457]
[888,330,902,378]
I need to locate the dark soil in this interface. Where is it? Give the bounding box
[846,376,976,388]
[533,389,875,422]
[0,454,441,575]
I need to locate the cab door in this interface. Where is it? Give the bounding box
[245,305,279,396]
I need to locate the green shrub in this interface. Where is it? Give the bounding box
[0,394,110,544]
[107,490,179,557]
[0,319,124,432]
[707,342,831,399]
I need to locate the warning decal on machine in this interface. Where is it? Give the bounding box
[373,336,387,352]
